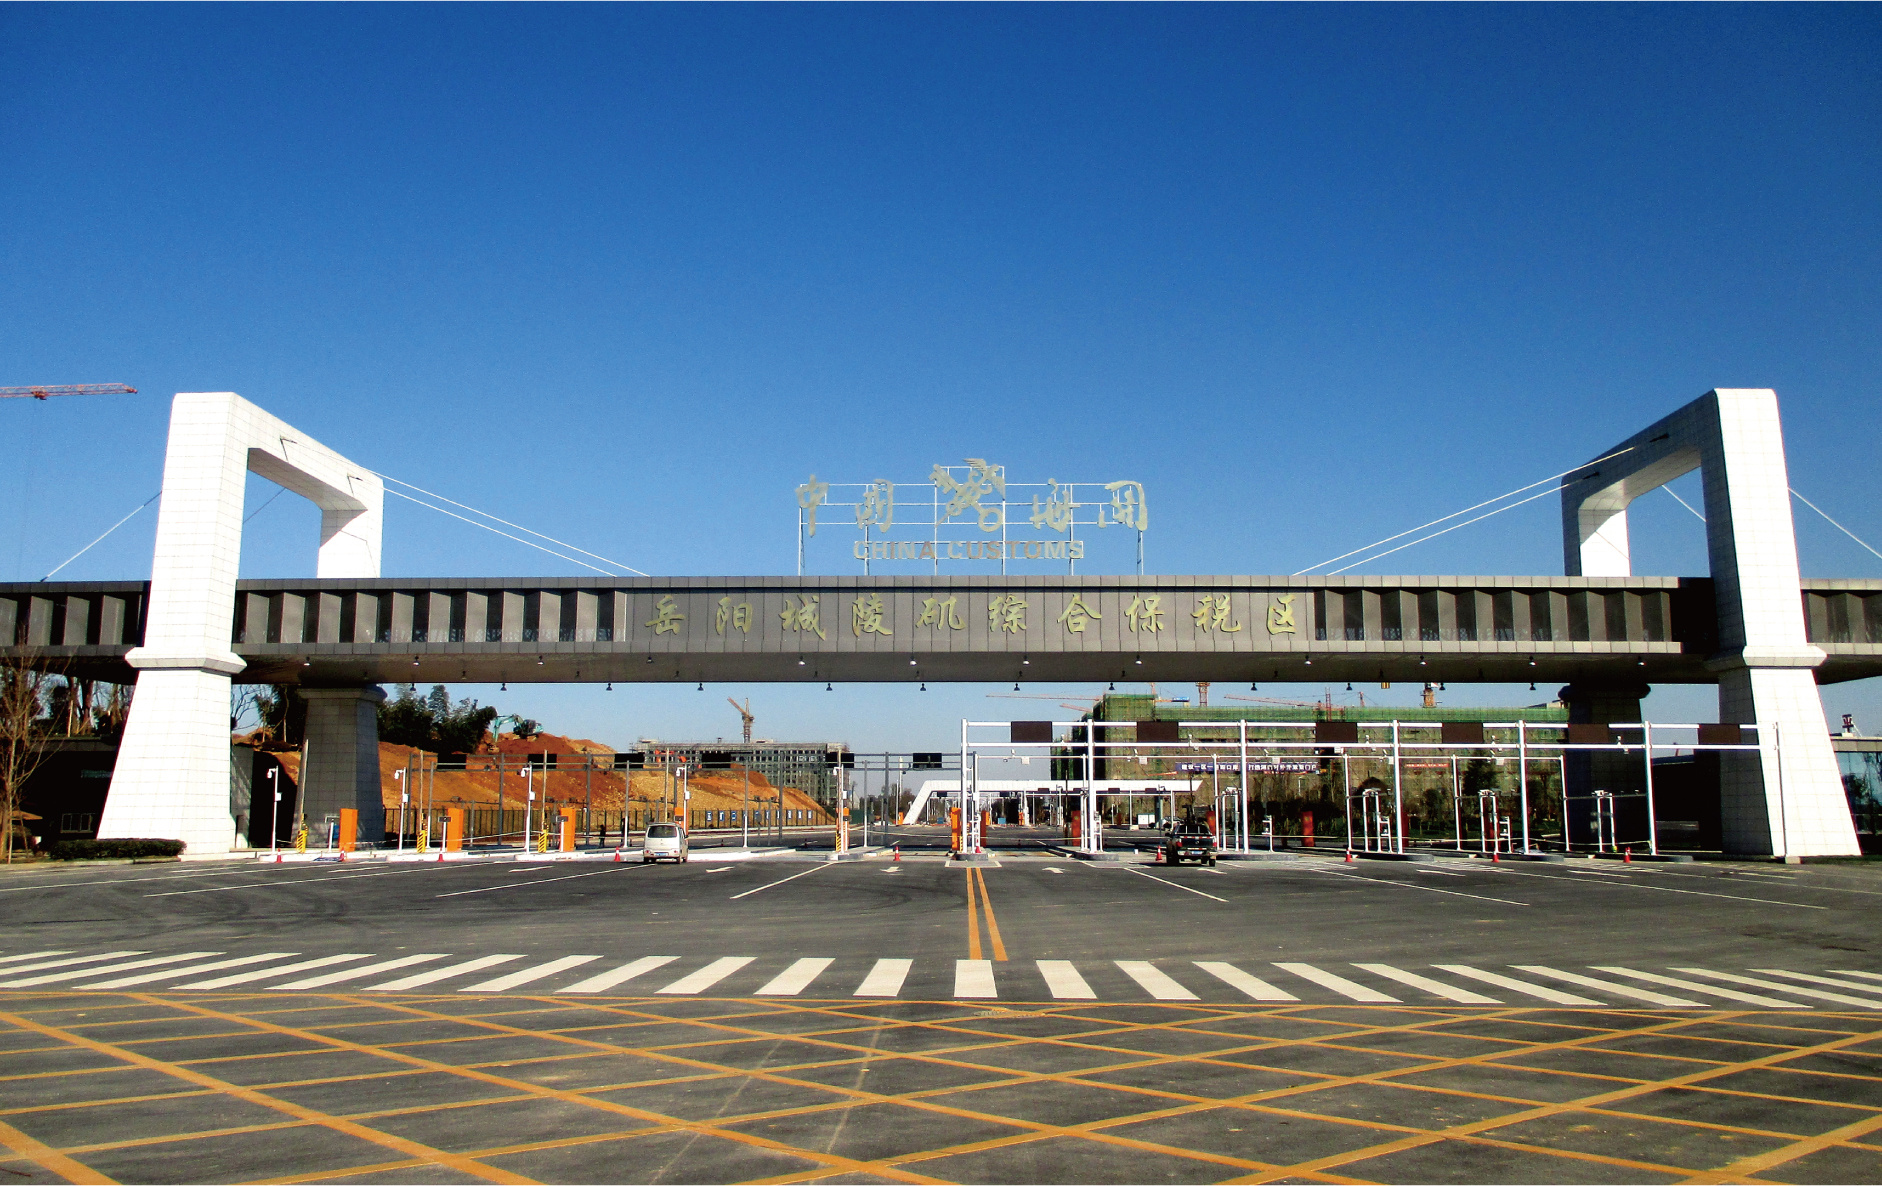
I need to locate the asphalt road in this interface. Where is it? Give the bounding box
[6,843,1882,1184]
[2,837,1879,978]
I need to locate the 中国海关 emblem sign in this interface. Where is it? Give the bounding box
[794,459,1149,575]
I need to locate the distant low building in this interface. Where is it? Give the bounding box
[635,740,851,809]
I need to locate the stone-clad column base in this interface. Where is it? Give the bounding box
[1718,666,1860,857]
[299,687,387,844]
[97,667,238,854]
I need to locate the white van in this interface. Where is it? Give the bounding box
[641,822,689,864]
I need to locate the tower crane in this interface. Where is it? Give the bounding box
[1,384,137,400]
[727,697,753,744]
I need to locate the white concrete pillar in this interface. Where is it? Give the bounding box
[1562,389,1860,857]
[99,393,382,853]
[298,687,387,843]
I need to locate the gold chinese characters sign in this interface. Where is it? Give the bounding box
[794,459,1148,573]
[606,588,1310,646]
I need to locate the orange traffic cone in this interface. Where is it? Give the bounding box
[1624,847,1632,864]
[892,846,901,862]
[1492,849,1499,863]
[1344,849,1354,864]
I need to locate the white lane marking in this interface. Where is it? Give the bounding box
[658,956,756,995]
[271,954,448,990]
[855,958,912,997]
[463,955,602,993]
[0,871,259,893]
[81,953,300,989]
[0,952,220,988]
[1413,867,1466,877]
[560,957,679,994]
[0,952,146,980]
[181,953,373,990]
[435,869,626,898]
[1195,961,1298,1001]
[1478,867,1826,910]
[1434,965,1600,1006]
[1759,970,1882,997]
[1046,868,1064,874]
[1593,967,1807,1008]
[1513,966,1701,1007]
[367,954,520,991]
[147,869,420,897]
[1273,962,1399,1003]
[1354,963,1499,1004]
[708,867,733,874]
[756,958,834,996]
[1674,969,1882,1009]
[1307,868,1529,907]
[1831,969,1882,985]
[1117,961,1199,1001]
[1125,867,1228,902]
[729,864,831,900]
[1037,960,1095,999]
[954,959,998,999]
[0,951,72,967]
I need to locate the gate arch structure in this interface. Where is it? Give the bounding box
[4,388,1877,857]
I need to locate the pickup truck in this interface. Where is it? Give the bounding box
[1162,825,1217,866]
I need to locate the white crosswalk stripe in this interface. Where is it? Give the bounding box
[1514,966,1701,1007]
[271,955,448,990]
[464,955,601,993]
[0,952,218,989]
[561,957,678,994]
[1674,968,1882,1009]
[0,952,145,982]
[0,951,72,967]
[1196,962,1298,1001]
[366,954,520,991]
[1593,967,1806,1008]
[1434,965,1601,1006]
[757,958,834,996]
[1753,970,1882,999]
[1355,963,1499,1004]
[657,956,754,995]
[1275,962,1398,1003]
[81,953,301,989]
[855,958,912,997]
[955,959,998,998]
[1038,960,1095,999]
[1117,961,1198,1000]
[181,954,373,990]
[14,947,1880,1009]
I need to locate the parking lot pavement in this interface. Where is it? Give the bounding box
[3,850,1881,1181]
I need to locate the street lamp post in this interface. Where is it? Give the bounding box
[393,767,407,852]
[267,767,280,857]
[523,765,533,852]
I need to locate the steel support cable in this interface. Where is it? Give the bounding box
[1293,445,1638,575]
[381,489,616,575]
[1324,486,1559,575]
[1791,488,1882,562]
[371,471,647,576]
[40,492,160,581]
[1665,486,1707,522]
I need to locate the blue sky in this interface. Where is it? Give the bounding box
[4,4,1879,752]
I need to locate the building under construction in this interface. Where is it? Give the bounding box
[635,740,852,809]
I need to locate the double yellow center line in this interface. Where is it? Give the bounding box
[964,866,1007,961]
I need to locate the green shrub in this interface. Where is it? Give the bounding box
[47,838,186,861]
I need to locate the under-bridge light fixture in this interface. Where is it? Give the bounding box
[1345,683,1353,692]
[646,655,654,664]
[919,682,927,692]
[1250,681,1257,691]
[1304,658,1312,666]
[1529,657,1537,667]
[797,656,805,666]
[500,681,507,691]
[1022,656,1030,665]
[537,656,544,666]
[696,682,704,692]
[1108,682,1116,691]
[411,657,419,667]
[1013,682,1020,692]
[606,682,612,691]
[1530,681,1537,691]
[825,682,833,692]
[1134,656,1143,665]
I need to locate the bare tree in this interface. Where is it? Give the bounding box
[0,650,62,862]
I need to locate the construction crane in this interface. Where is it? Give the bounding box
[727,697,753,744]
[1,384,137,401]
